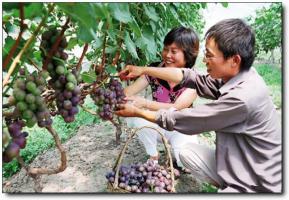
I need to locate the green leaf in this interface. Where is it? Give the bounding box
[221,2,229,8]
[3,3,20,11]
[124,32,139,59]
[78,24,94,43]
[91,37,103,49]
[57,3,98,43]
[105,65,117,74]
[144,5,159,22]
[109,3,133,23]
[3,36,15,58]
[3,3,31,12]
[81,71,97,84]
[128,17,142,38]
[67,38,78,50]
[107,28,118,42]
[33,51,42,61]
[92,3,109,19]
[24,3,43,19]
[139,26,157,59]
[201,3,207,9]
[105,46,117,54]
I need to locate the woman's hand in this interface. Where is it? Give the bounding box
[118,65,144,80]
[126,96,148,109]
[115,103,141,117]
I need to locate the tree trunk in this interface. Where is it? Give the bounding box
[271,49,275,64]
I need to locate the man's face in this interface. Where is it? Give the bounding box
[203,38,238,82]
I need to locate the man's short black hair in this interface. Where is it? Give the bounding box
[205,18,255,71]
[164,26,199,68]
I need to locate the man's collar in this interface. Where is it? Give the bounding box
[219,68,254,95]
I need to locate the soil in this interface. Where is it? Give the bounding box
[2,122,203,193]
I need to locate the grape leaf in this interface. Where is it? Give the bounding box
[109,3,133,23]
[124,32,139,59]
[81,71,97,83]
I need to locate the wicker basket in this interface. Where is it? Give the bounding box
[107,126,176,193]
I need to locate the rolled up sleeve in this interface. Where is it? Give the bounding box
[156,97,248,135]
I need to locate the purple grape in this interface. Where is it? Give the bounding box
[69,106,79,115]
[4,142,20,161]
[63,100,72,110]
[72,86,81,96]
[13,136,26,149]
[22,131,29,137]
[108,176,115,183]
[71,96,80,106]
[63,90,72,99]
[118,182,126,189]
[8,123,22,138]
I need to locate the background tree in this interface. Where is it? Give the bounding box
[247,3,282,63]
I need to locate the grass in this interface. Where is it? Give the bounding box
[3,97,100,178]
[253,63,282,109]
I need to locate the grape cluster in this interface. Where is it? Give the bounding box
[40,27,68,69]
[92,79,126,121]
[50,70,81,123]
[106,159,180,193]
[9,71,52,128]
[3,120,29,163]
[40,27,81,123]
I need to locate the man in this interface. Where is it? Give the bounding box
[116,18,282,193]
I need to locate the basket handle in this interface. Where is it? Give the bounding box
[112,126,175,192]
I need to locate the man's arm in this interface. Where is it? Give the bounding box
[119,65,183,84]
[155,96,248,135]
[120,65,223,100]
[115,103,157,123]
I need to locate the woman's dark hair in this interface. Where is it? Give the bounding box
[205,18,255,71]
[163,26,199,68]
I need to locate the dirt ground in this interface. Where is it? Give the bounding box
[3,122,203,193]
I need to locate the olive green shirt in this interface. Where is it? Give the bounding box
[156,68,282,193]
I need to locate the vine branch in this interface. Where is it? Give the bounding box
[80,105,97,115]
[112,23,123,66]
[27,126,67,175]
[98,23,109,74]
[3,3,27,70]
[28,58,41,71]
[76,43,88,72]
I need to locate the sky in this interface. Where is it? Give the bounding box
[202,2,272,34]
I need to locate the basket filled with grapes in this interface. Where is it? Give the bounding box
[106,126,178,193]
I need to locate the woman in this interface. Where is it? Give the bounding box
[124,26,200,171]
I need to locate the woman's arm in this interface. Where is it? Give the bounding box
[144,88,197,111]
[123,75,149,97]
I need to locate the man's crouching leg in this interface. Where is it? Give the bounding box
[179,143,224,188]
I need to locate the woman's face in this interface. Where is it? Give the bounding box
[161,42,186,68]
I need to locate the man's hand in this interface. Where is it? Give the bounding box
[118,65,144,80]
[115,101,157,123]
[115,103,141,117]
